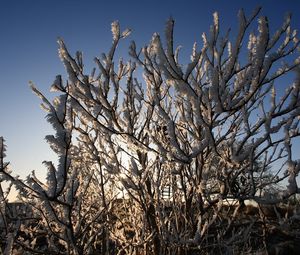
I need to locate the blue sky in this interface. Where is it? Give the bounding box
[0,0,300,181]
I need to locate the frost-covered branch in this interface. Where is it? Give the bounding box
[3,9,300,254]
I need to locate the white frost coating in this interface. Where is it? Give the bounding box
[121,28,131,38]
[248,33,256,55]
[57,39,81,85]
[213,12,219,33]
[111,21,120,40]
[50,75,64,92]
[191,42,197,62]
[227,41,232,58]
[172,79,196,99]
[56,157,71,193]
[150,33,167,65]
[202,32,208,47]
[44,161,57,197]
[268,14,291,49]
[255,17,269,63]
[53,95,67,122]
[164,17,182,76]
[45,134,64,154]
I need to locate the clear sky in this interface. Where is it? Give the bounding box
[1,0,300,181]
